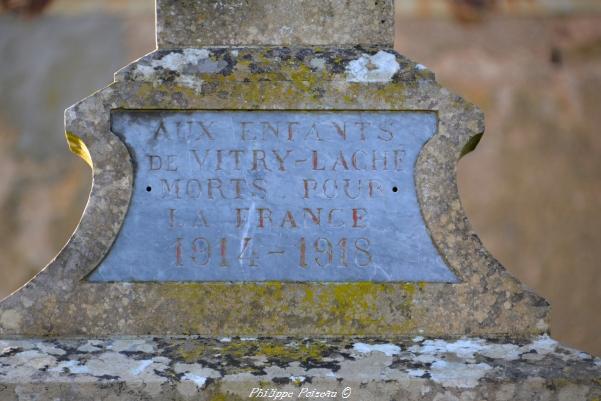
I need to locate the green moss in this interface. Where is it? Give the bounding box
[157,282,421,335]
[303,288,315,303]
[209,339,330,364]
[402,283,416,297]
[173,335,330,364]
[260,342,329,363]
[135,83,157,100]
[177,342,208,363]
[207,388,245,401]
[300,283,419,332]
[258,380,271,388]
[552,378,570,387]
[130,61,412,111]
[289,64,321,95]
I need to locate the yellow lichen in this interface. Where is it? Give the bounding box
[258,342,328,363]
[207,389,245,401]
[66,131,93,168]
[177,343,208,363]
[157,281,421,335]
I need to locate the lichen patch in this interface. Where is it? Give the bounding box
[352,342,401,356]
[156,49,211,70]
[182,373,208,389]
[0,336,598,398]
[346,51,400,83]
[429,360,492,388]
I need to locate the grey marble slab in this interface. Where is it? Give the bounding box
[88,110,457,282]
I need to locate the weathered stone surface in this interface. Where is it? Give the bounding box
[0,336,598,400]
[1,4,599,401]
[89,110,457,282]
[156,0,394,48]
[0,46,549,337]
[2,1,600,356]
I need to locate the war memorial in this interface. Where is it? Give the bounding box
[0,0,599,399]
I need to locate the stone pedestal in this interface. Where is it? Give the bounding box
[0,336,599,400]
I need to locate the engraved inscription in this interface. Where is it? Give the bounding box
[88,111,458,282]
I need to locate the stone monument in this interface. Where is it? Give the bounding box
[0,0,598,400]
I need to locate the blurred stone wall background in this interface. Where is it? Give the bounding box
[0,0,599,355]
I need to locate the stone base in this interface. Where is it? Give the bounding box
[0,336,598,400]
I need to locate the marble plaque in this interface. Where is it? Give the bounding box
[88,110,458,282]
